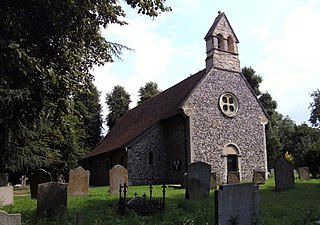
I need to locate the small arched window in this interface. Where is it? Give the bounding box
[148,151,154,165]
[217,34,224,50]
[227,36,234,52]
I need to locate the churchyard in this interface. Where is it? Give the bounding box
[0,176,319,225]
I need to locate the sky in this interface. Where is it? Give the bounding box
[92,0,320,131]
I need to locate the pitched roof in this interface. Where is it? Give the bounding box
[84,69,207,159]
[204,12,239,43]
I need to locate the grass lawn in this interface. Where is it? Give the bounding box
[1,178,319,225]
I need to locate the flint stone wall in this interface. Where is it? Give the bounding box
[128,115,186,185]
[183,69,267,183]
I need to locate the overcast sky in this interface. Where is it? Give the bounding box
[92,0,320,131]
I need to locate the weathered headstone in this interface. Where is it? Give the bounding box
[0,186,14,206]
[20,175,27,189]
[227,171,240,184]
[37,182,67,217]
[0,210,21,225]
[109,165,128,195]
[274,158,294,192]
[186,161,211,199]
[298,167,310,180]
[30,169,52,199]
[0,173,9,187]
[210,172,217,189]
[69,166,90,196]
[270,168,274,177]
[215,183,259,225]
[253,170,266,185]
[181,172,187,188]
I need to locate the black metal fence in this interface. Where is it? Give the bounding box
[118,183,167,215]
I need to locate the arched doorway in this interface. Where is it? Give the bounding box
[222,144,241,183]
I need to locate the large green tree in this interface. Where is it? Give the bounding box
[242,66,263,96]
[0,0,170,172]
[137,81,161,104]
[309,89,320,128]
[106,85,131,130]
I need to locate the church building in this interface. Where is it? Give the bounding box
[81,12,269,186]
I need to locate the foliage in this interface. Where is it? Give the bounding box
[0,0,170,172]
[284,151,294,164]
[309,89,320,128]
[106,85,131,130]
[2,179,320,225]
[242,67,263,96]
[137,81,161,104]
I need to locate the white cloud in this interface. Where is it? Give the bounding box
[257,6,320,124]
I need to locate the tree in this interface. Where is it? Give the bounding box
[74,83,102,150]
[137,81,161,104]
[309,89,320,128]
[242,67,263,96]
[0,0,170,172]
[106,85,131,130]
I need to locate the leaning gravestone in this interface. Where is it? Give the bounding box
[298,167,310,180]
[69,166,90,196]
[0,210,21,225]
[227,171,240,184]
[37,182,67,217]
[0,173,8,187]
[274,158,294,192]
[253,170,266,185]
[215,183,259,225]
[186,161,211,199]
[20,175,28,189]
[0,186,13,206]
[109,165,128,195]
[30,169,52,199]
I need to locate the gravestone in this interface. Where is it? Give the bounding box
[181,173,187,188]
[30,169,52,198]
[270,168,274,177]
[20,175,27,189]
[274,158,294,192]
[0,210,21,225]
[253,170,266,185]
[227,171,240,184]
[215,183,259,225]
[0,186,14,206]
[69,166,90,196]
[210,172,217,189]
[37,182,67,217]
[109,165,128,195]
[0,173,9,187]
[186,161,211,199]
[298,167,310,180]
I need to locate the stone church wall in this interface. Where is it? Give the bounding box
[184,68,267,183]
[127,115,187,185]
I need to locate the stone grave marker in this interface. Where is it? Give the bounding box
[0,173,8,187]
[274,158,294,192]
[210,172,217,189]
[227,171,240,184]
[253,170,266,185]
[215,183,259,225]
[0,186,13,206]
[69,166,90,196]
[0,210,21,225]
[180,172,187,188]
[20,175,28,189]
[30,169,52,199]
[186,161,211,199]
[270,168,274,177]
[298,167,310,180]
[37,182,67,217]
[109,165,128,195]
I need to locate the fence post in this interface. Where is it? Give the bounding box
[149,184,153,202]
[162,184,167,210]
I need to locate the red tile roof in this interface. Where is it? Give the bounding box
[84,69,207,159]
